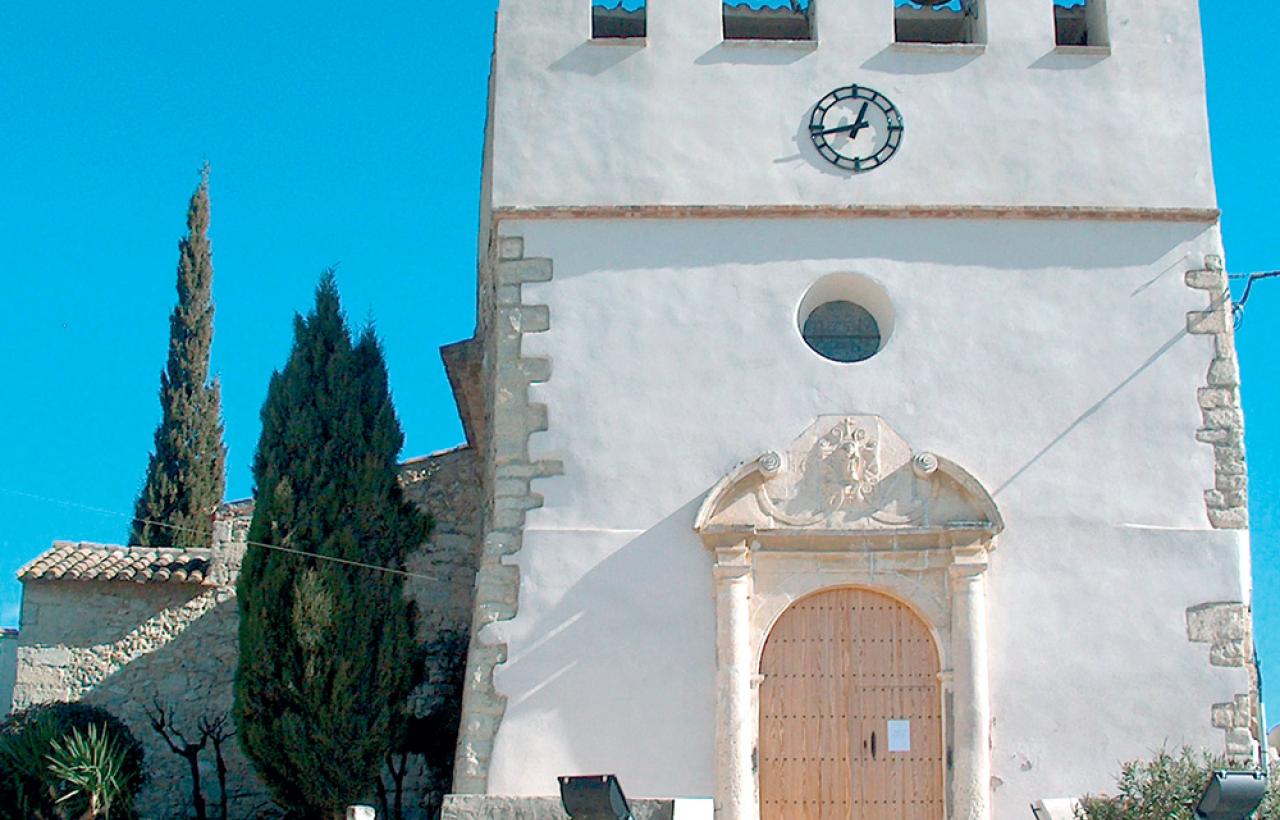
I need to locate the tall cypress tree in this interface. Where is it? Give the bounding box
[234,273,429,816]
[130,168,226,547]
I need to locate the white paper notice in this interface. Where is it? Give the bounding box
[887,720,911,752]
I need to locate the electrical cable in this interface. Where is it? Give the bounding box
[6,265,1276,583]
[1223,270,1280,329]
[0,486,439,582]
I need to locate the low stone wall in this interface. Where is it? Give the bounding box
[442,795,683,820]
[14,577,272,816]
[11,446,483,819]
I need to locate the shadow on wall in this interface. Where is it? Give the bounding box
[550,41,645,75]
[1029,50,1110,71]
[695,43,815,66]
[74,595,278,817]
[992,327,1192,499]
[861,45,982,75]
[490,496,716,799]
[539,219,1209,275]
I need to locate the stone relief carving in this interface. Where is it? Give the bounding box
[698,415,997,536]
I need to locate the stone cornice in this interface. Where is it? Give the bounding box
[495,204,1220,224]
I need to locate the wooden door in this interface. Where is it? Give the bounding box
[759,588,943,820]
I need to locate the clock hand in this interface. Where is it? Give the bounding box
[848,101,870,137]
[814,103,873,138]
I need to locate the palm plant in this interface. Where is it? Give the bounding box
[46,724,136,819]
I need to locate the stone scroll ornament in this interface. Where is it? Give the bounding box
[754,417,940,529]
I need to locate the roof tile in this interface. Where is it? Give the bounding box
[18,542,214,586]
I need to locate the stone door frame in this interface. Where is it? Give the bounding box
[694,416,1003,820]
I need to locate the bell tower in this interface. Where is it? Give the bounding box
[446,2,1254,818]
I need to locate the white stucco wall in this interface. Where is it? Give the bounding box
[489,0,1215,210]
[482,216,1252,815]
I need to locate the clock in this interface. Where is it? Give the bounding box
[809,85,904,173]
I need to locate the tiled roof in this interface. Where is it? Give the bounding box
[18,542,214,585]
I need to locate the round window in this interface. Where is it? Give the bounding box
[801,300,882,363]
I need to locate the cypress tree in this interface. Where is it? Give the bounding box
[234,273,429,816]
[130,168,226,547]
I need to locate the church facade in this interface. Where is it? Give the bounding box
[6,1,1258,818]
[444,1,1258,818]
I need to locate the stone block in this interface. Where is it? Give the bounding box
[1197,428,1233,444]
[1186,268,1226,290]
[1208,507,1249,531]
[497,257,553,285]
[1214,444,1247,475]
[1199,387,1237,409]
[527,402,549,433]
[1188,602,1248,642]
[1208,357,1241,388]
[495,477,531,498]
[498,236,524,261]
[519,356,552,383]
[516,305,551,334]
[1226,728,1255,757]
[1216,474,1248,493]
[1187,309,1228,335]
[442,795,679,820]
[493,507,526,530]
[1202,407,1242,430]
[1209,639,1248,668]
[496,284,522,306]
[497,460,564,480]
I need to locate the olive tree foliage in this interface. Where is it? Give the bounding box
[234,272,430,817]
[130,167,227,548]
[1076,747,1280,819]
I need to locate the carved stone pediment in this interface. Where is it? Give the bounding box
[695,415,1003,542]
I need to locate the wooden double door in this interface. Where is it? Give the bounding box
[759,587,944,820]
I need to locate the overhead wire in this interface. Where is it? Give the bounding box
[1218,269,1280,329]
[6,266,1276,581]
[0,486,439,583]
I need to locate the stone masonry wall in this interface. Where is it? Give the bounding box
[399,445,485,816]
[14,578,273,817]
[12,447,482,819]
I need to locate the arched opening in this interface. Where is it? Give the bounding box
[758,587,944,820]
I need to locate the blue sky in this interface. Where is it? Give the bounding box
[1,3,1278,714]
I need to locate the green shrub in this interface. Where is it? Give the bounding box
[1076,747,1280,819]
[47,724,136,818]
[0,702,145,820]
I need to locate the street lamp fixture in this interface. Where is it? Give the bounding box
[559,774,633,820]
[1196,770,1267,819]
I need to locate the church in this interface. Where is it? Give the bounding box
[442,0,1257,818]
[9,0,1259,818]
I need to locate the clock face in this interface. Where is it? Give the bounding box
[809,85,904,173]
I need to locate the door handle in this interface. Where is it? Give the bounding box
[870,731,877,759]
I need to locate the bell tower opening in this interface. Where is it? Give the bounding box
[1053,0,1108,48]
[894,0,985,45]
[722,0,814,41]
[591,0,646,39]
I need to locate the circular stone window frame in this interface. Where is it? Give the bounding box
[796,272,896,363]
